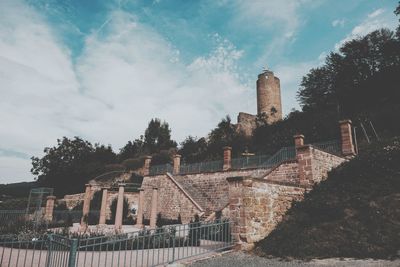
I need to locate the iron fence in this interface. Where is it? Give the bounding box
[148,147,297,176]
[231,154,271,170]
[231,146,296,171]
[149,164,173,176]
[179,160,224,175]
[0,220,233,266]
[312,140,342,156]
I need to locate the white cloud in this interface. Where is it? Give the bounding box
[334,8,397,50]
[0,2,252,183]
[274,58,324,115]
[332,18,346,27]
[231,0,323,65]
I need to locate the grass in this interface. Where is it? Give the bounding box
[254,137,400,259]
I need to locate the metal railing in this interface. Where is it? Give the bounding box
[0,220,233,266]
[180,160,224,175]
[148,146,297,176]
[231,154,271,170]
[312,140,342,156]
[147,140,342,177]
[231,146,296,170]
[149,164,173,176]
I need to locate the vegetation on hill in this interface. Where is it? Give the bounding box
[254,137,400,259]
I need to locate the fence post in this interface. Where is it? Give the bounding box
[68,238,79,267]
[45,234,53,267]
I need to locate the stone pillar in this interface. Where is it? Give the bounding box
[114,183,125,230]
[98,187,108,225]
[223,146,232,171]
[173,154,181,175]
[296,144,314,188]
[294,134,304,148]
[81,184,92,228]
[45,196,56,221]
[143,156,152,176]
[149,187,158,229]
[227,176,254,251]
[135,188,145,227]
[339,120,356,156]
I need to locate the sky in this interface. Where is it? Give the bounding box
[0,0,398,183]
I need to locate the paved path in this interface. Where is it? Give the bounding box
[0,240,229,266]
[188,251,400,267]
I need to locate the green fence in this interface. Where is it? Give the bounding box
[312,140,342,156]
[149,164,173,176]
[147,140,342,177]
[0,220,233,266]
[179,160,224,174]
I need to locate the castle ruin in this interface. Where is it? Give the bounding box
[237,69,282,136]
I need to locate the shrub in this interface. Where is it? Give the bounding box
[122,157,144,171]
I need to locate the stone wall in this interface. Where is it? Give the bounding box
[263,160,299,184]
[236,112,257,136]
[140,168,271,223]
[228,177,305,250]
[141,175,203,224]
[311,147,346,184]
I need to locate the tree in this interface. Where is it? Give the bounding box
[179,136,208,163]
[144,118,177,153]
[206,116,249,159]
[297,27,400,132]
[118,137,144,162]
[31,137,116,196]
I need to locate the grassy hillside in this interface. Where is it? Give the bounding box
[255,137,400,259]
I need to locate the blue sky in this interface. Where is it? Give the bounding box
[0,0,398,183]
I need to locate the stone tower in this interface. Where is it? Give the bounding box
[256,69,282,124]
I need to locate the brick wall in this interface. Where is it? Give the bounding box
[263,161,299,184]
[140,168,271,223]
[141,175,203,223]
[311,147,346,184]
[228,177,305,250]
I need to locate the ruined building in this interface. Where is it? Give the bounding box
[236,69,282,136]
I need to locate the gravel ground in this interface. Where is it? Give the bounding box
[188,251,400,267]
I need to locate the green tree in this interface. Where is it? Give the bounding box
[31,137,116,196]
[144,118,177,153]
[118,137,144,162]
[179,136,208,163]
[205,116,249,159]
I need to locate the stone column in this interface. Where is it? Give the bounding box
[293,134,304,148]
[223,146,232,171]
[114,183,125,230]
[173,154,181,175]
[80,184,92,228]
[135,188,145,227]
[149,187,158,229]
[339,120,356,156]
[296,144,314,188]
[98,187,108,225]
[227,176,255,251]
[143,156,152,176]
[45,196,56,221]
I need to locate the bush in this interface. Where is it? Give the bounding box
[122,157,144,171]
